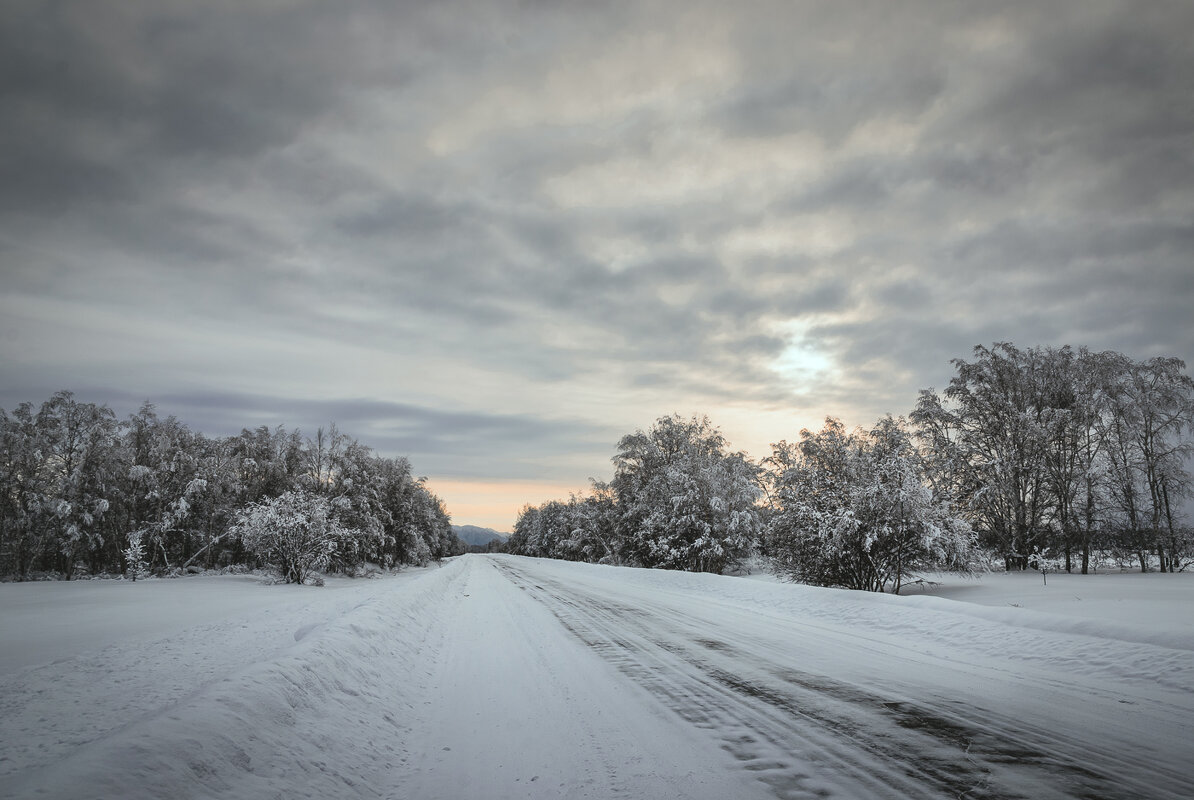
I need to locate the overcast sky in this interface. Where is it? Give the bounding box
[2,0,1192,530]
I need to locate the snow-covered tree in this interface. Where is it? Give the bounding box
[912,344,1057,569]
[507,504,538,557]
[567,482,623,564]
[176,435,243,572]
[1036,348,1111,574]
[613,414,762,574]
[123,529,149,580]
[35,392,121,579]
[121,403,207,574]
[232,425,305,503]
[230,489,350,584]
[0,403,47,577]
[373,456,431,567]
[1098,355,1194,572]
[766,416,978,593]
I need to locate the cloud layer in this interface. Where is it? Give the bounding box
[2,0,1192,527]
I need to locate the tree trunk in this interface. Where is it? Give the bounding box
[1161,483,1179,575]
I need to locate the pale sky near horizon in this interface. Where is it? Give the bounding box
[2,1,1192,531]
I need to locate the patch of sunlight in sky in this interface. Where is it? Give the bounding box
[771,320,834,385]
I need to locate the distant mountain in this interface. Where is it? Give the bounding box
[453,525,509,548]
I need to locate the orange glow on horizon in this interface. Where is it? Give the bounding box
[423,477,589,533]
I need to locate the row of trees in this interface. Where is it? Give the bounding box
[0,392,461,581]
[506,345,1193,590]
[506,413,978,592]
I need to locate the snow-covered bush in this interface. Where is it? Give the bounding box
[766,416,979,593]
[229,489,351,584]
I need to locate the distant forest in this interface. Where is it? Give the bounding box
[0,395,461,581]
[505,344,1194,591]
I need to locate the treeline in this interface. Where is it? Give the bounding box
[505,413,980,593]
[506,344,1194,590]
[0,392,462,581]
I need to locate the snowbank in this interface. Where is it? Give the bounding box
[0,565,457,799]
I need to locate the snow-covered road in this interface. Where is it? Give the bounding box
[3,555,1191,799]
[490,558,1194,800]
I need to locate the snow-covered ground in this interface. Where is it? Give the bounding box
[1,556,1191,799]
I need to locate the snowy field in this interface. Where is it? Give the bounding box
[1,556,1191,799]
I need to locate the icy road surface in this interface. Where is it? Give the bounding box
[2,554,1192,799]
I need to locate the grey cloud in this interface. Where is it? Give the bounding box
[874,277,933,311]
[1,0,1192,505]
[716,57,946,144]
[333,194,472,241]
[968,6,1192,142]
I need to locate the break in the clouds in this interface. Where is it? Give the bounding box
[2,0,1192,527]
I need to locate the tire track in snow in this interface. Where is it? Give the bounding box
[494,559,1182,800]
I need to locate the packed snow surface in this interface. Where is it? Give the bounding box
[2,556,1192,799]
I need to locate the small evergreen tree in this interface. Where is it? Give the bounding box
[123,530,149,581]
